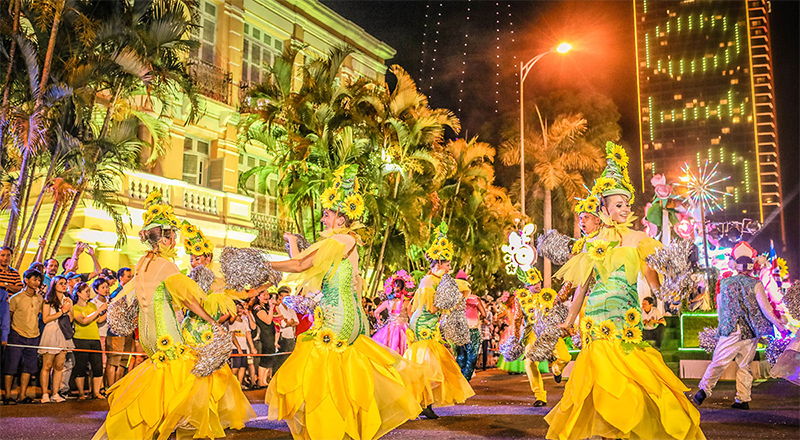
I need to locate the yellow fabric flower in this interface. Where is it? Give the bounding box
[169,217,180,229]
[525,306,537,316]
[151,351,168,365]
[581,316,595,334]
[314,328,337,350]
[607,143,629,167]
[587,240,612,261]
[406,328,416,343]
[333,166,346,180]
[343,194,365,219]
[585,195,599,212]
[516,288,530,300]
[193,244,204,254]
[582,333,592,347]
[313,307,324,328]
[539,288,556,309]
[202,240,213,252]
[419,328,432,340]
[594,177,616,193]
[594,319,619,340]
[441,251,453,260]
[624,308,641,327]
[145,190,162,206]
[777,258,789,279]
[147,205,163,217]
[574,200,587,214]
[332,339,347,353]
[182,224,197,236]
[321,187,339,209]
[621,325,643,344]
[157,334,175,351]
[174,344,192,359]
[201,330,214,344]
[572,237,586,254]
[526,267,542,284]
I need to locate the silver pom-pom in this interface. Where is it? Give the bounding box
[783,281,800,320]
[698,327,719,354]
[285,234,312,256]
[282,293,321,315]
[499,336,524,362]
[571,332,583,350]
[191,323,233,377]
[440,298,470,345]
[526,303,570,363]
[536,230,572,265]
[766,336,791,366]
[646,239,696,303]
[434,273,461,310]
[107,296,139,336]
[189,265,216,293]
[220,247,283,291]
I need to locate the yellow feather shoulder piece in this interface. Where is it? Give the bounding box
[163,272,208,310]
[411,274,439,313]
[284,237,347,294]
[554,253,595,287]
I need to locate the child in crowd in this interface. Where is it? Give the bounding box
[71,282,107,400]
[3,269,44,404]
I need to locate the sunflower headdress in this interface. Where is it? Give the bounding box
[590,142,636,205]
[141,190,180,233]
[321,164,365,220]
[426,222,454,262]
[181,221,215,256]
[574,193,600,215]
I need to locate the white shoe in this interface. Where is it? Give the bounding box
[51,394,66,403]
[41,394,50,403]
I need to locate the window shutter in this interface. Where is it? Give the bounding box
[208,158,225,191]
[183,152,199,184]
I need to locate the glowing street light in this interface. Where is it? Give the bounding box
[519,42,572,287]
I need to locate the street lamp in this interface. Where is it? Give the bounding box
[519,42,572,216]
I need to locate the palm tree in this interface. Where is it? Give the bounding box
[500,110,605,286]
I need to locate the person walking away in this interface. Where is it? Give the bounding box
[3,269,44,404]
[71,282,107,399]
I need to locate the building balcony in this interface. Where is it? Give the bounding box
[189,59,233,105]
[250,212,296,252]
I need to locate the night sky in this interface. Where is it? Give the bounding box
[323,0,799,266]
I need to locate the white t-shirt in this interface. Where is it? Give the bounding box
[229,317,250,352]
[277,304,298,339]
[91,296,109,337]
[642,306,663,330]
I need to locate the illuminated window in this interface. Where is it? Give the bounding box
[722,127,730,134]
[720,99,728,105]
[242,24,283,85]
[239,153,278,217]
[711,138,720,145]
[733,116,740,123]
[674,94,682,100]
[191,0,217,64]
[731,78,739,84]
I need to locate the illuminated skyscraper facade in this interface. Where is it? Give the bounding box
[634,0,784,242]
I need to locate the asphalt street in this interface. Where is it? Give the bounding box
[1,369,798,439]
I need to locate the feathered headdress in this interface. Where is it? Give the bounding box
[321,164,365,220]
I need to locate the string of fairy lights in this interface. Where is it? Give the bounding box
[494,2,501,113]
[458,0,471,114]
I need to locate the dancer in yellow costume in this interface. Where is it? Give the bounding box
[404,222,475,419]
[265,165,424,440]
[93,191,254,440]
[545,142,704,440]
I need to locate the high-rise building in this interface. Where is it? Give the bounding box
[633,0,784,243]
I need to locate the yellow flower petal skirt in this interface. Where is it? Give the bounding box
[403,339,475,407]
[93,357,254,440]
[265,335,425,440]
[545,339,705,440]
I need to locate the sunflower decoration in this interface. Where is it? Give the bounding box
[323,165,367,221]
[593,177,617,194]
[332,339,347,353]
[524,267,542,285]
[621,325,643,344]
[574,194,600,215]
[174,344,192,359]
[141,190,180,234]
[201,329,214,344]
[151,351,168,366]
[587,240,614,262]
[157,334,175,351]
[313,306,324,329]
[418,328,433,340]
[314,328,337,350]
[624,308,641,327]
[426,222,455,262]
[572,237,587,255]
[406,328,416,344]
[594,319,619,340]
[538,288,557,310]
[581,316,595,334]
[776,257,789,280]
[607,143,629,168]
[182,220,215,257]
[583,333,593,348]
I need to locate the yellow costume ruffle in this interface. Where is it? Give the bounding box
[93,358,254,440]
[555,236,662,286]
[545,339,704,440]
[403,339,475,407]
[265,335,424,440]
[285,235,347,294]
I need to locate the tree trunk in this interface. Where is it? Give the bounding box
[46,203,67,259]
[15,153,59,266]
[543,187,552,288]
[50,188,82,259]
[0,0,21,148]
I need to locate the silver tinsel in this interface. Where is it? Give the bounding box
[499,336,524,362]
[440,297,470,345]
[765,336,791,366]
[783,280,800,320]
[526,303,570,363]
[191,322,233,377]
[536,230,572,265]
[433,273,461,310]
[285,234,312,257]
[219,247,283,291]
[698,327,719,354]
[189,265,216,293]
[282,293,321,315]
[107,296,139,336]
[645,239,696,303]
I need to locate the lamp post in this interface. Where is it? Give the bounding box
[519,42,571,216]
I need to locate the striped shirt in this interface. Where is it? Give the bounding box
[0,266,22,291]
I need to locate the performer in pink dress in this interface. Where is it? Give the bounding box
[372,271,415,354]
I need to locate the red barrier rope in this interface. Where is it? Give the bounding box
[6,343,291,357]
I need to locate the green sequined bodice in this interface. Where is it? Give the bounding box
[138,282,184,356]
[318,259,368,344]
[584,266,644,339]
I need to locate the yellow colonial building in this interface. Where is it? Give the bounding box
[16,0,394,271]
